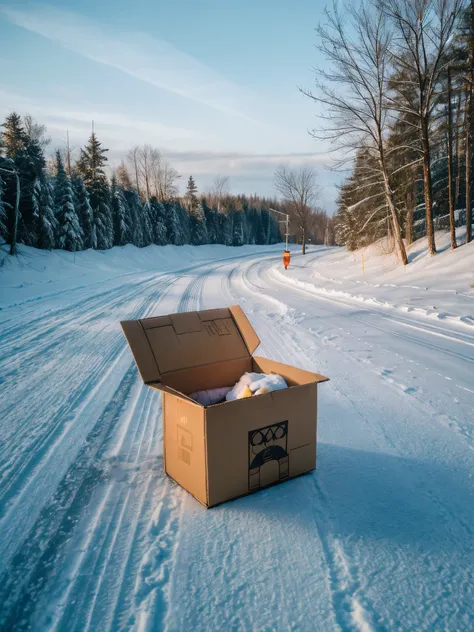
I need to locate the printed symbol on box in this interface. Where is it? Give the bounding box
[177,425,193,466]
[248,421,289,492]
[204,320,231,337]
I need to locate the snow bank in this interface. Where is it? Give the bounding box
[0,243,282,310]
[273,229,474,328]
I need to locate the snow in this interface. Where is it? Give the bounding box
[1,235,473,631]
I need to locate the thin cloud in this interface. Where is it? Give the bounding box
[0,88,200,145]
[1,4,259,123]
[162,150,331,174]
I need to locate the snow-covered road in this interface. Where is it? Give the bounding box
[1,247,473,631]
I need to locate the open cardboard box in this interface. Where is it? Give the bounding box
[121,305,328,507]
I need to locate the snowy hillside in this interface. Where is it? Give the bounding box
[1,238,473,631]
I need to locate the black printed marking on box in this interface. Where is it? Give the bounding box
[204,320,232,337]
[248,421,289,491]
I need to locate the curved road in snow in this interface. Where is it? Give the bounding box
[0,248,473,631]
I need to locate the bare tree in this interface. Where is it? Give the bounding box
[465,0,474,243]
[127,146,141,197]
[301,1,409,265]
[116,161,133,190]
[152,155,181,200]
[380,0,465,256]
[136,144,156,200]
[274,165,321,254]
[210,175,230,211]
[447,65,458,248]
[23,115,51,148]
[127,144,180,201]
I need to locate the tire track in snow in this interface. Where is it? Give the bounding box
[220,260,379,630]
[224,259,417,631]
[0,363,140,630]
[246,261,474,532]
[5,260,215,631]
[250,315,381,631]
[229,259,474,629]
[0,272,158,352]
[308,478,376,632]
[84,262,218,631]
[0,273,173,470]
[177,272,206,313]
[0,276,176,518]
[263,261,474,441]
[0,274,176,624]
[266,264,474,364]
[241,259,474,447]
[0,274,163,381]
[0,274,177,599]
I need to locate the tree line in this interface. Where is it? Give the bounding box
[304,0,474,263]
[0,113,333,256]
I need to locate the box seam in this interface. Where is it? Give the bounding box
[204,411,209,507]
[162,392,167,473]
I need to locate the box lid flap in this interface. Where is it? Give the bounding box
[121,305,260,384]
[229,305,260,354]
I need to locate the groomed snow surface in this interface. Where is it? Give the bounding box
[0,231,473,632]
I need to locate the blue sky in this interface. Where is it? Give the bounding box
[0,1,340,210]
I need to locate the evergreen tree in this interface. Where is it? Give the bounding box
[142,201,155,246]
[176,202,191,244]
[1,112,26,159]
[185,175,199,213]
[124,189,145,247]
[54,151,83,251]
[232,210,245,246]
[149,197,168,245]
[223,210,234,246]
[162,200,187,245]
[22,138,49,246]
[202,199,219,244]
[110,176,131,246]
[72,177,94,249]
[36,175,57,250]
[76,133,112,249]
[254,209,266,245]
[189,200,208,245]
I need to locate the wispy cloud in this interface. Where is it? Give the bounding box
[162,149,331,174]
[0,88,200,148]
[1,3,258,122]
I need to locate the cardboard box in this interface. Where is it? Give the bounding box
[121,306,328,507]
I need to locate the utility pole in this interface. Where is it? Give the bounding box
[0,165,20,256]
[269,208,289,250]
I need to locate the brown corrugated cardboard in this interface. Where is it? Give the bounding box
[121,305,328,507]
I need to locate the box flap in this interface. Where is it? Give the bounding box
[229,305,260,354]
[253,356,329,386]
[121,320,161,383]
[121,305,258,384]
